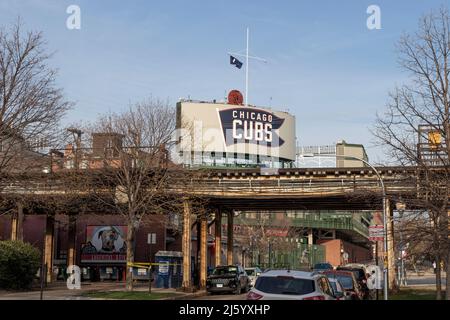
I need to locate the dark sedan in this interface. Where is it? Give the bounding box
[206,265,250,295]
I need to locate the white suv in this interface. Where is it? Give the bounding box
[246,269,336,300]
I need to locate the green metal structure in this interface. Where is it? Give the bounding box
[250,244,326,270]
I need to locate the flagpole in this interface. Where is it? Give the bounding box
[245,27,249,107]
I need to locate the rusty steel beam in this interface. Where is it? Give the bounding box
[182,199,192,290]
[215,208,222,267]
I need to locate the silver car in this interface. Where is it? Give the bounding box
[246,269,336,300]
[245,267,262,287]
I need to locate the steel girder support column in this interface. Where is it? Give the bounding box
[307,228,313,245]
[215,208,222,267]
[386,198,397,292]
[44,215,55,283]
[199,213,208,289]
[10,214,17,241]
[227,210,234,265]
[10,201,24,241]
[67,215,77,267]
[182,199,192,290]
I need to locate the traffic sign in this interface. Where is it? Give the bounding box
[369,225,384,242]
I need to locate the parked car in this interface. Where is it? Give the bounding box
[327,278,347,300]
[336,266,369,299]
[323,270,363,300]
[313,262,334,272]
[206,265,249,295]
[337,265,367,284]
[247,269,336,300]
[245,267,262,287]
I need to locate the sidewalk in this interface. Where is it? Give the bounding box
[0,281,207,300]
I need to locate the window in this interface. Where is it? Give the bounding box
[319,277,333,296]
[213,266,237,275]
[254,276,315,295]
[335,275,354,290]
[245,269,255,276]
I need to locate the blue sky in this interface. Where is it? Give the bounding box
[0,0,447,162]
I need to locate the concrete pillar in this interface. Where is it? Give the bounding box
[386,198,397,291]
[215,208,222,267]
[182,199,192,290]
[67,215,77,267]
[44,215,55,283]
[199,214,207,289]
[227,211,233,265]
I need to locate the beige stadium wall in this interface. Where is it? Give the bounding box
[176,101,296,161]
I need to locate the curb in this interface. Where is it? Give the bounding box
[161,291,208,300]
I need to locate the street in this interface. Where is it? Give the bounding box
[403,273,447,287]
[193,293,247,300]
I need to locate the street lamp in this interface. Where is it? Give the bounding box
[301,153,389,300]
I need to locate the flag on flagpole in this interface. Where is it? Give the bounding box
[230,55,243,69]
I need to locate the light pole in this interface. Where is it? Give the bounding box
[301,153,389,300]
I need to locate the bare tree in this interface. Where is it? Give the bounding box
[0,20,71,174]
[74,98,210,291]
[373,7,450,299]
[83,99,177,290]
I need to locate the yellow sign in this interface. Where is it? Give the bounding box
[428,131,441,149]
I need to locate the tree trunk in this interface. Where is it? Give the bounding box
[126,220,136,291]
[435,255,442,300]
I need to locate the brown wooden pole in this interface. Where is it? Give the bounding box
[215,208,222,267]
[182,199,192,290]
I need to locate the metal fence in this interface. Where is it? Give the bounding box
[249,244,326,271]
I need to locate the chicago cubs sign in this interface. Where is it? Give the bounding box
[218,107,285,146]
[176,100,296,162]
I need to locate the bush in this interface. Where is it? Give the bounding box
[0,240,41,290]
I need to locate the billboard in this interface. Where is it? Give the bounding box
[176,101,296,162]
[81,226,127,263]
